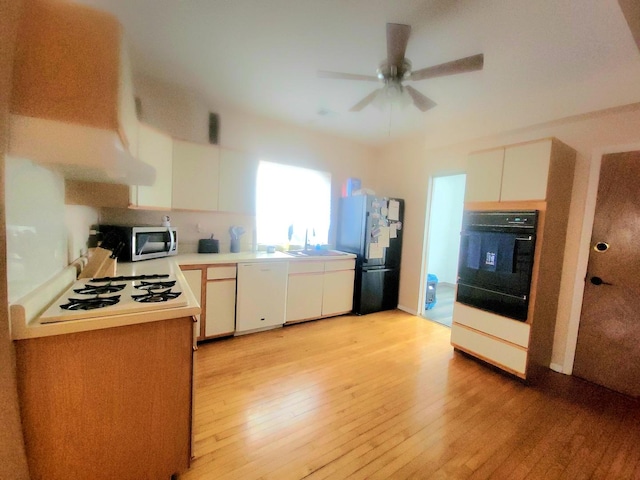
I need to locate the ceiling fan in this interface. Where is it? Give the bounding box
[318,23,484,112]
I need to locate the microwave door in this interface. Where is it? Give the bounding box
[139,232,170,254]
[135,234,150,256]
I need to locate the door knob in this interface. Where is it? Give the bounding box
[590,276,612,286]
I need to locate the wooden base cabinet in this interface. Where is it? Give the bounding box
[15,318,194,480]
[182,269,203,339]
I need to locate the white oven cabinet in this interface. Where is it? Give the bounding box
[172,140,220,211]
[236,262,288,333]
[205,266,236,337]
[218,148,258,214]
[455,137,576,380]
[132,123,173,209]
[464,149,504,203]
[465,139,563,203]
[286,258,355,323]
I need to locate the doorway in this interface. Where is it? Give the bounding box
[572,151,640,398]
[421,174,466,327]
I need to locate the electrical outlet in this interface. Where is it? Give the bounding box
[196,223,203,233]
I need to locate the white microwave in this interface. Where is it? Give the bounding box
[98,225,178,262]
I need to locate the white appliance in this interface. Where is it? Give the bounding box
[39,274,188,324]
[235,262,288,333]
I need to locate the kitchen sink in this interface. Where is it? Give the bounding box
[285,249,349,257]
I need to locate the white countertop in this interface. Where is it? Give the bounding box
[10,250,355,340]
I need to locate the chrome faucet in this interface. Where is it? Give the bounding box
[304,227,315,251]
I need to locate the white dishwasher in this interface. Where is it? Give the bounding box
[236,262,288,334]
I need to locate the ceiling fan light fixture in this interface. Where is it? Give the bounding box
[372,80,412,110]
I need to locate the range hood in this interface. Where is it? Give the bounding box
[9,115,155,186]
[9,0,155,186]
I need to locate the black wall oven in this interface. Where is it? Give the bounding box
[456,210,538,321]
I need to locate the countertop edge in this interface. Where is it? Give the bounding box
[10,251,356,340]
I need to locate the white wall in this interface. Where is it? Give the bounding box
[99,208,255,254]
[131,74,378,247]
[5,157,67,302]
[374,103,640,371]
[426,174,465,285]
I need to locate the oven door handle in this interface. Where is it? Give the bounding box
[168,228,176,253]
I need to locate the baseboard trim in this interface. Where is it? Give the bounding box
[398,304,417,316]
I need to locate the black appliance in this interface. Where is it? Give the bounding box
[456,210,538,321]
[336,195,404,315]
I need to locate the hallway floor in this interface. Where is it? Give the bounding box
[422,282,455,327]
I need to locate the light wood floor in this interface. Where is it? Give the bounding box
[181,310,640,480]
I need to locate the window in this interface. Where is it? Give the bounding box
[256,161,331,248]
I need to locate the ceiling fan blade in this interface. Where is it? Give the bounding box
[387,23,411,68]
[618,0,640,52]
[350,89,381,112]
[318,70,379,82]
[405,86,437,112]
[410,54,484,81]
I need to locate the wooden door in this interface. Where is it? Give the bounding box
[573,151,640,397]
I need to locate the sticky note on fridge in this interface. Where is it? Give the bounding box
[390,224,398,239]
[389,200,400,221]
[379,226,390,248]
[368,242,384,259]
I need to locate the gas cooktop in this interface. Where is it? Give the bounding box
[39,274,188,324]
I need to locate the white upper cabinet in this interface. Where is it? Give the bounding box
[172,140,220,211]
[501,140,552,201]
[218,148,258,214]
[9,0,154,185]
[134,123,172,209]
[465,149,504,202]
[466,139,555,203]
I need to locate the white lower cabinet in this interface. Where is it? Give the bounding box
[451,302,531,377]
[205,279,236,337]
[236,262,288,333]
[286,259,355,323]
[286,273,324,322]
[322,270,355,317]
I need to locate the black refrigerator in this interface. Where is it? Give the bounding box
[336,195,404,315]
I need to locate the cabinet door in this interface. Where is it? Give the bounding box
[322,270,355,316]
[205,279,236,337]
[136,123,172,208]
[501,140,552,201]
[218,148,258,214]
[286,273,324,322]
[236,262,288,332]
[172,140,220,211]
[465,149,504,202]
[181,269,203,339]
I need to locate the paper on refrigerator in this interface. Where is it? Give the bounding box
[388,200,400,221]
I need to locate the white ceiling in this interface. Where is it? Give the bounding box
[77,0,640,147]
